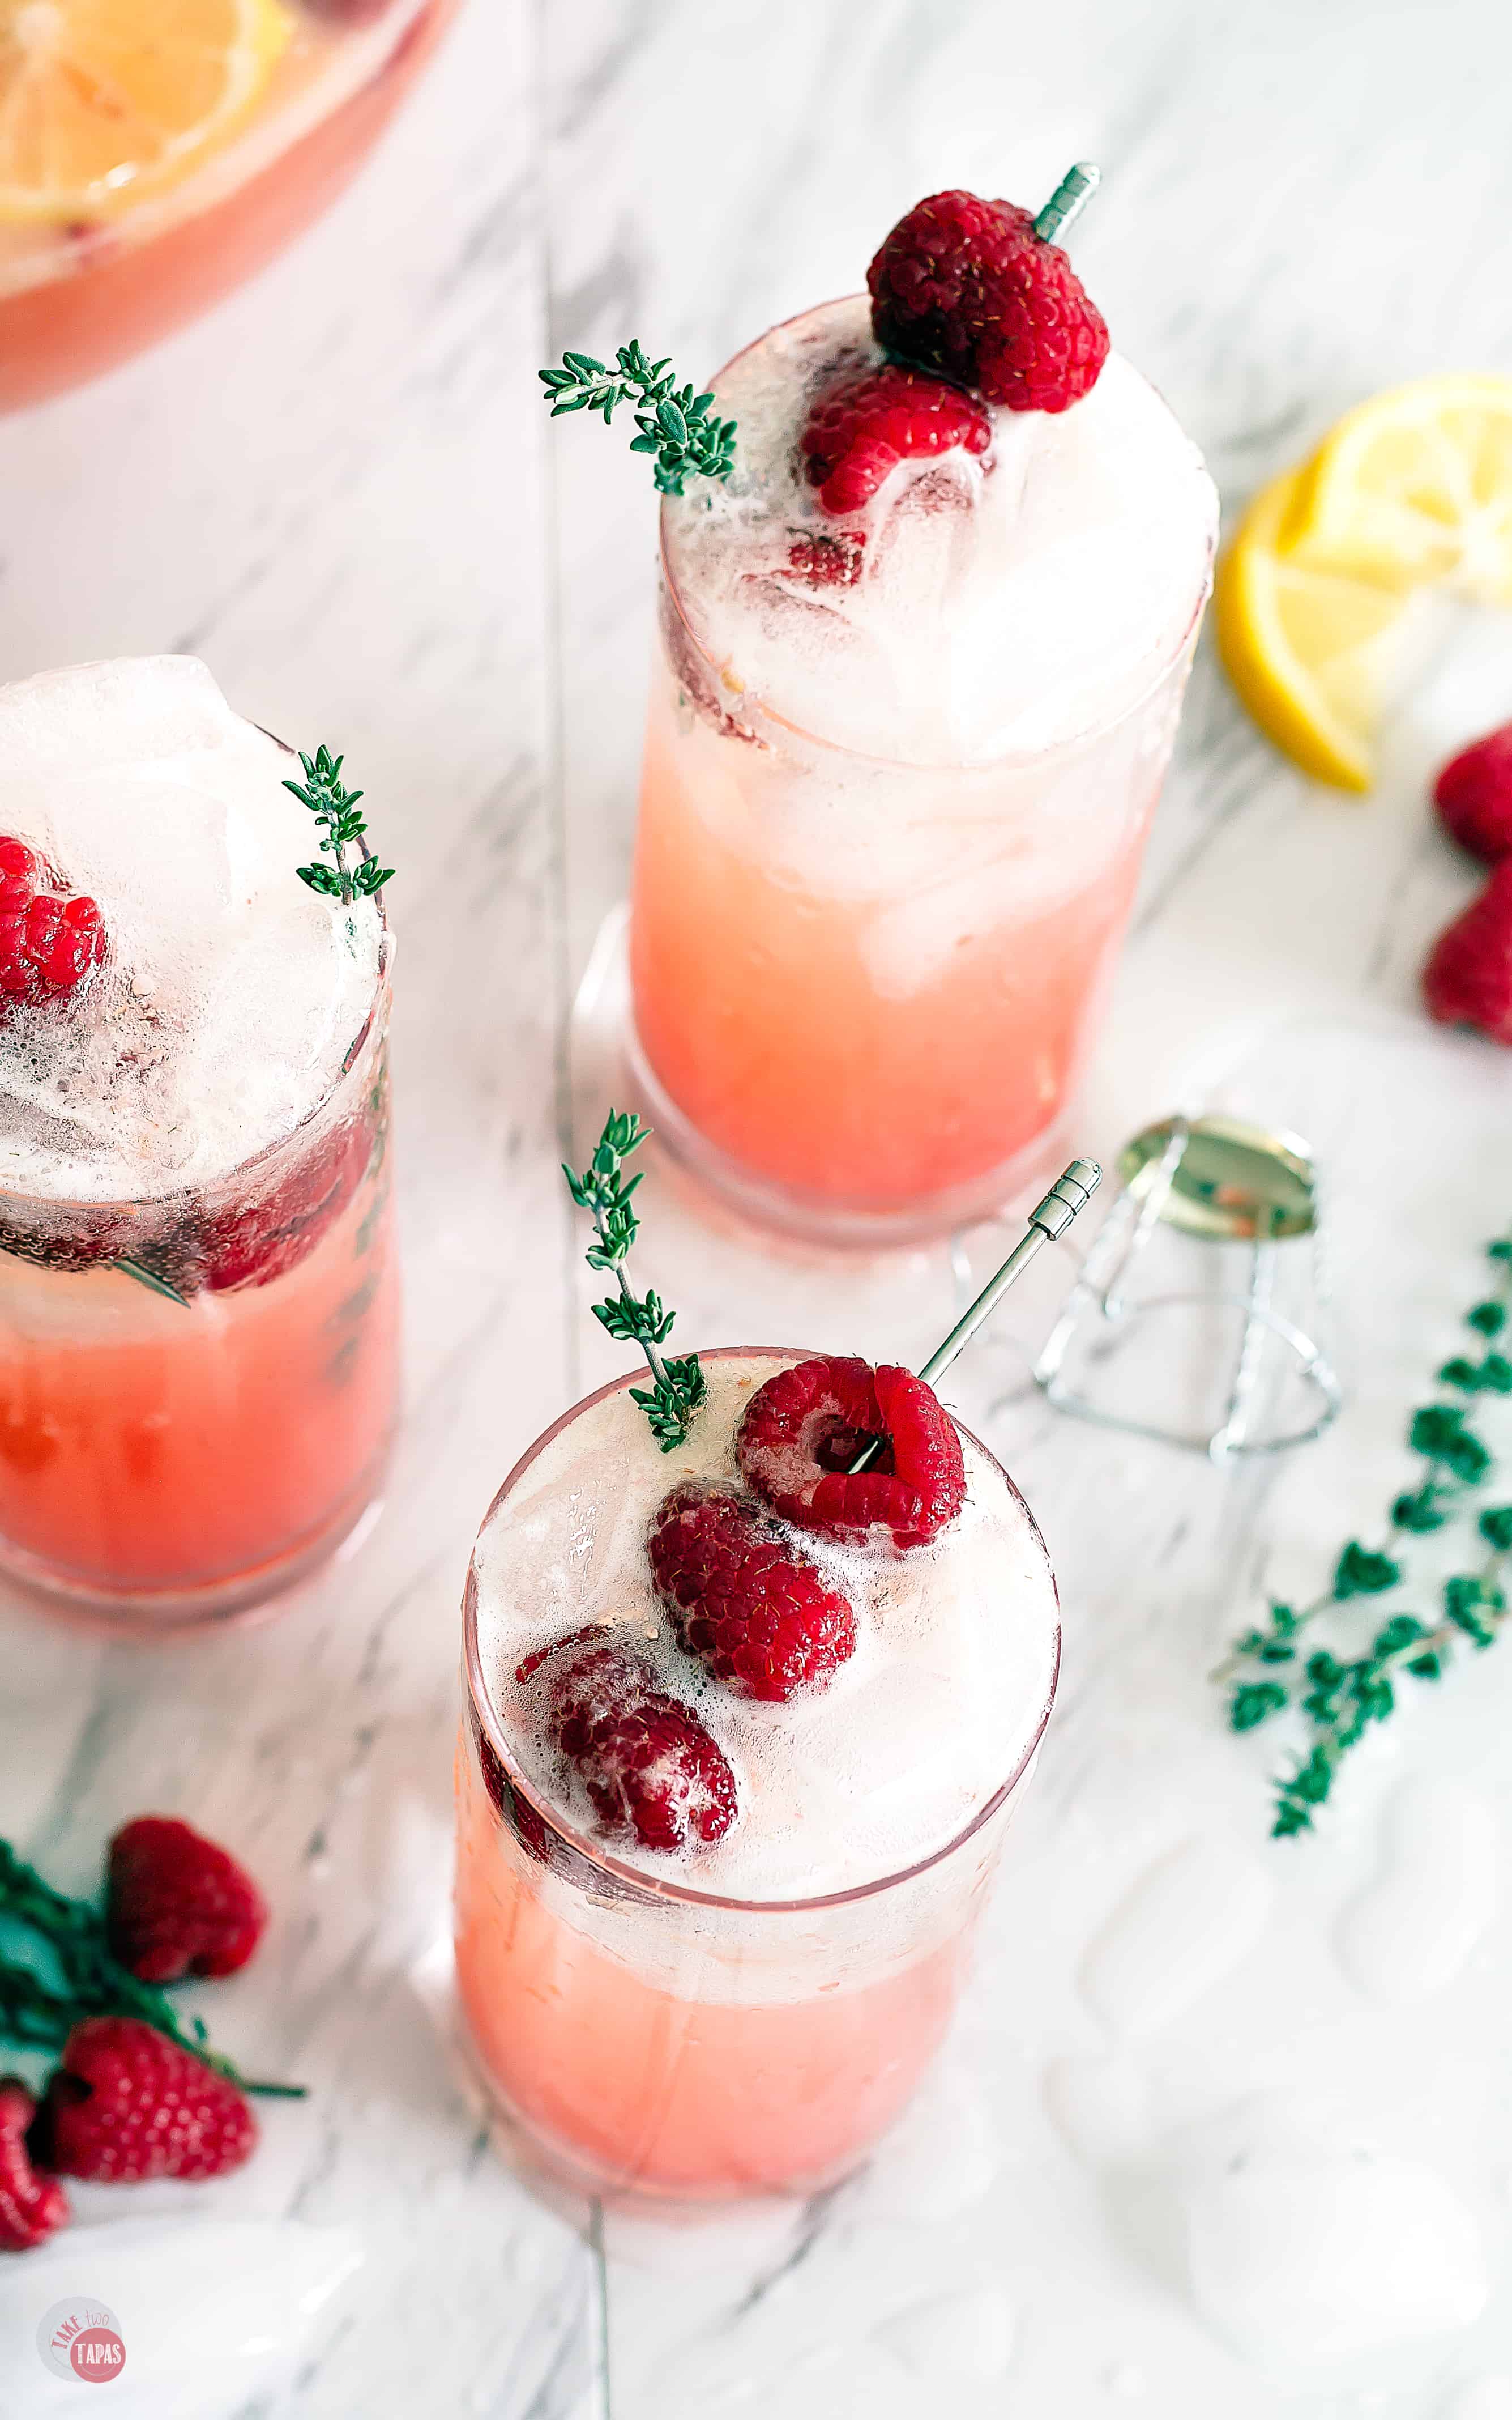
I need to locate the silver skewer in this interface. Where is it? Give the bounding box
[851,1160,1101,1472]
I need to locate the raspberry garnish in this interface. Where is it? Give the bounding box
[1423,859,1512,1043]
[33,2017,257,2184]
[198,1114,374,1293]
[800,364,991,515]
[106,1816,268,1984]
[0,834,106,1009]
[786,529,868,587]
[868,188,1109,415]
[737,1356,967,1550]
[0,2078,69,2251]
[647,1480,857,1701]
[517,1631,737,1852]
[1435,723,1512,865]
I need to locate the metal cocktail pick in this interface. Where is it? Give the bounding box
[851,1160,1102,1472]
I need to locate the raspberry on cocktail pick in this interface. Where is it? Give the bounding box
[868,163,1108,414]
[286,744,394,905]
[736,1164,1104,1552]
[563,1109,706,1452]
[539,339,738,497]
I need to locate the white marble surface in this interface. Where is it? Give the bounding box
[3,1,1512,2413]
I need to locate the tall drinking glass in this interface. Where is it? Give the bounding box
[627,299,1218,1243]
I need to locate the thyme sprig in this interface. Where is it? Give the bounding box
[1221,1235,1512,1835]
[289,745,394,906]
[563,1110,705,1451]
[0,1840,303,2099]
[539,341,738,495]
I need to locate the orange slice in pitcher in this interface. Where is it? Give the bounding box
[0,0,292,222]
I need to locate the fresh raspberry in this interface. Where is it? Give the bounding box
[0,2080,69,2251]
[33,2019,257,2183]
[197,1113,374,1294]
[868,189,1109,414]
[106,1816,268,1984]
[0,834,106,1009]
[647,1481,857,1701]
[516,1631,737,1852]
[737,1356,966,1550]
[1423,860,1512,1043]
[800,364,991,515]
[1434,724,1512,864]
[786,529,868,586]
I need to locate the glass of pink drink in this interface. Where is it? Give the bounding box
[455,1348,1059,2205]
[0,657,398,1628]
[628,298,1218,1242]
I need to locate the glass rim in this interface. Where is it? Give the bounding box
[656,293,1216,777]
[0,714,391,1218]
[462,1346,1062,1918]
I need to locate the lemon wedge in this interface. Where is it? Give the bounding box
[1283,375,1512,606]
[0,0,292,222]
[1214,469,1411,793]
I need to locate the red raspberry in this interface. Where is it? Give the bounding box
[868,189,1109,414]
[800,364,991,515]
[517,1631,737,1852]
[647,1481,857,1701]
[1423,859,1512,1043]
[0,834,106,1009]
[198,1113,374,1293]
[33,2019,257,2183]
[737,1356,966,1550]
[106,1815,268,1984]
[1434,723,1512,865]
[0,2079,69,2251]
[786,529,868,586]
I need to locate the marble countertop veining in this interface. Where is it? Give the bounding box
[4,2,1512,2414]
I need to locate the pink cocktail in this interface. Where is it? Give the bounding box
[455,1348,1059,2204]
[0,656,399,1627]
[628,296,1217,1241]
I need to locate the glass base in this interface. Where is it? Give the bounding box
[574,906,1070,1248]
[0,1441,392,1640]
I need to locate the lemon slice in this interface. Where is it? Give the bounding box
[1283,375,1512,605]
[1215,469,1411,793]
[0,0,292,222]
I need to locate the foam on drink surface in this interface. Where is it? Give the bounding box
[661,297,1218,765]
[0,657,381,1203]
[473,1353,1060,1901]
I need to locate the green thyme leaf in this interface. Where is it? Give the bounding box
[540,341,739,496]
[286,744,392,908]
[565,1113,704,1452]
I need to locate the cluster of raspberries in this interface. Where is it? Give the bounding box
[795,188,1108,527]
[499,1357,967,1857]
[2,1818,270,2252]
[1423,725,1512,1043]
